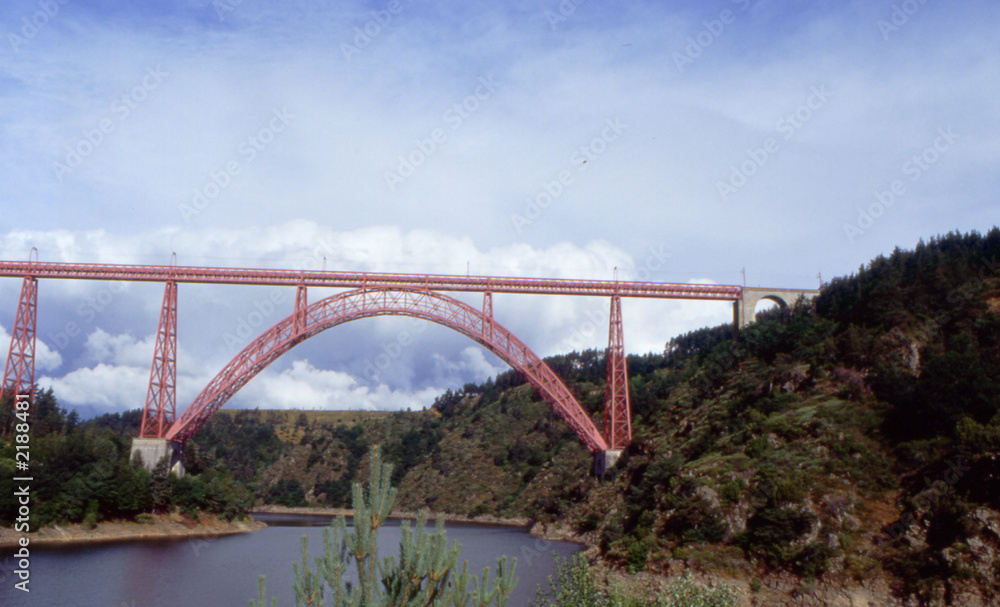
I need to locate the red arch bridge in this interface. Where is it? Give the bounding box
[0,259,817,473]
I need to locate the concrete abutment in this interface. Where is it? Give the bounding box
[594,449,623,476]
[130,437,185,477]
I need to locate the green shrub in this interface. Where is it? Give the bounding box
[621,535,651,573]
[82,500,100,529]
[577,512,603,532]
[735,507,815,567]
[531,553,609,607]
[744,436,769,459]
[718,481,743,506]
[792,542,835,578]
[657,574,738,607]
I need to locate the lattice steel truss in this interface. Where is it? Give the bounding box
[1,276,38,409]
[1,259,754,453]
[139,282,177,438]
[603,295,631,449]
[165,288,611,451]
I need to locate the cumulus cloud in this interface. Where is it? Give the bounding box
[39,362,147,411]
[0,323,63,373]
[238,359,444,412]
[8,224,724,416]
[82,328,154,367]
[3,0,997,418]
[428,346,507,387]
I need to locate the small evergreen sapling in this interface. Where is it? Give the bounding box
[252,446,516,607]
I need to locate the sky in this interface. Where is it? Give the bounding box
[0,0,998,418]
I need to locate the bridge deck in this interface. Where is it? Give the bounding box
[0,260,744,301]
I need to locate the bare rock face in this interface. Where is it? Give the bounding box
[739,573,904,607]
[879,327,924,377]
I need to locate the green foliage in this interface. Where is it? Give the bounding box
[718,481,742,506]
[657,575,738,607]
[734,507,815,568]
[189,410,285,481]
[620,535,651,573]
[955,415,1000,451]
[0,393,252,528]
[254,446,516,607]
[531,553,616,607]
[532,554,737,607]
[791,542,835,578]
[265,479,307,508]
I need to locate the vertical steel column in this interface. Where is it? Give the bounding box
[2,276,39,410]
[140,281,178,438]
[482,291,494,341]
[294,284,308,335]
[603,295,632,449]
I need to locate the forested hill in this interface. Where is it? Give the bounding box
[3,228,1000,604]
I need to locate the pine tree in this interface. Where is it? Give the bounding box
[252,445,516,607]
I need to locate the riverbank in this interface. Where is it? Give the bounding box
[0,512,264,549]
[252,504,537,529]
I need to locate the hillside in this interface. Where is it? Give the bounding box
[3,228,999,605]
[190,229,1000,605]
[259,229,1000,604]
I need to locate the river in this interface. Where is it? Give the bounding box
[0,513,580,606]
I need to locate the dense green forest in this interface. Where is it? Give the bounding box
[0,393,256,527]
[3,228,1000,604]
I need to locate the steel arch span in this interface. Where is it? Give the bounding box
[165,288,610,452]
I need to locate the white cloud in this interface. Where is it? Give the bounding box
[0,324,63,374]
[429,346,506,387]
[82,328,154,367]
[39,362,147,411]
[2,1,998,418]
[241,359,443,412]
[3,223,741,416]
